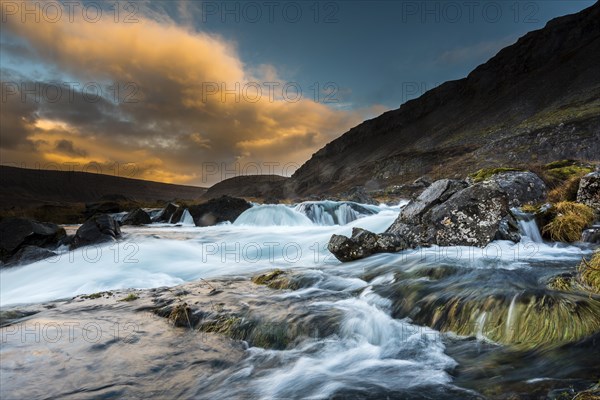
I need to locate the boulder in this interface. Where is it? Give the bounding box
[328,228,407,262]
[412,176,432,188]
[84,201,121,219]
[329,180,521,262]
[577,171,600,211]
[3,246,57,268]
[424,182,518,247]
[343,186,377,205]
[0,218,65,263]
[153,203,179,223]
[122,208,151,226]
[169,207,185,224]
[485,171,547,207]
[189,196,252,226]
[71,214,121,249]
[582,225,600,244]
[388,180,520,247]
[393,179,468,226]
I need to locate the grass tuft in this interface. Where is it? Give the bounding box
[542,202,595,242]
[578,251,600,294]
[119,293,139,302]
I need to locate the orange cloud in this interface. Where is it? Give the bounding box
[0,1,387,185]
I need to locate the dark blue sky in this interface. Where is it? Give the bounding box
[172,0,596,109]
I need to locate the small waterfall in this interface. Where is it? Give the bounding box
[145,208,164,221]
[234,205,313,226]
[295,201,379,225]
[505,293,519,339]
[108,211,128,223]
[179,209,195,225]
[513,209,543,243]
[475,311,488,340]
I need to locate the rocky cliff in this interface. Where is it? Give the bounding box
[288,2,600,196]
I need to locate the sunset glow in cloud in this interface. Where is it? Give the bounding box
[0,1,383,185]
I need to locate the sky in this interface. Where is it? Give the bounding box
[0,0,596,186]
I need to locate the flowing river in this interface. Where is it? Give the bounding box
[1,201,598,399]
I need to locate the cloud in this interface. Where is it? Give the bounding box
[0,1,383,185]
[54,139,88,157]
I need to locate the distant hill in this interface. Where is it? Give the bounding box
[0,166,207,208]
[287,2,600,196]
[202,175,288,200]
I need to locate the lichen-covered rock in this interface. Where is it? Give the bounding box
[577,171,600,211]
[388,180,520,247]
[330,180,521,262]
[426,182,517,246]
[395,179,468,225]
[328,227,407,262]
[485,171,547,207]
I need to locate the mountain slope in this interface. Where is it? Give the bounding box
[288,2,600,196]
[0,166,207,208]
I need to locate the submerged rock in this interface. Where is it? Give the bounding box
[0,217,65,265]
[189,196,252,226]
[376,266,600,349]
[122,208,152,226]
[71,214,121,249]
[328,227,407,262]
[6,246,57,267]
[577,171,600,211]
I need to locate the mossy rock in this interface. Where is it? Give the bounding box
[547,252,600,295]
[406,291,600,349]
[469,167,523,183]
[250,269,311,290]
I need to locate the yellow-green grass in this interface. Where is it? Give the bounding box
[542,202,595,242]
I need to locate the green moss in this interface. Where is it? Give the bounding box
[251,269,294,289]
[516,100,600,131]
[545,165,594,181]
[520,204,541,214]
[81,291,113,300]
[544,160,578,170]
[119,293,139,302]
[200,315,243,335]
[469,167,522,183]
